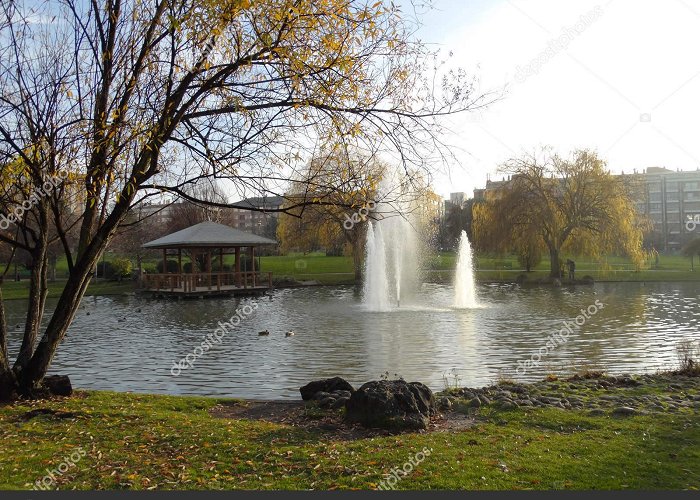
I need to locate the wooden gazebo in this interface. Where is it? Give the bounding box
[141,221,276,297]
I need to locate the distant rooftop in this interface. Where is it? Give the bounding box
[142,221,277,249]
[645,167,675,174]
[234,196,285,210]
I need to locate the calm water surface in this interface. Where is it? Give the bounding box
[6,282,700,399]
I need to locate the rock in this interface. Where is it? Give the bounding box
[43,375,72,397]
[312,391,333,401]
[331,397,350,410]
[612,406,638,416]
[589,409,606,416]
[345,380,435,430]
[332,390,352,399]
[467,397,481,408]
[318,397,337,409]
[299,377,354,401]
[438,396,453,411]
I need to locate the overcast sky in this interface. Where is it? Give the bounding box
[412,0,700,198]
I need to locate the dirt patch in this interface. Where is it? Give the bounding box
[17,408,80,422]
[210,400,475,441]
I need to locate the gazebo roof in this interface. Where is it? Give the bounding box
[142,221,277,249]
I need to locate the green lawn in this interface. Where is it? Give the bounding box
[2,251,698,302]
[0,280,134,301]
[0,383,698,490]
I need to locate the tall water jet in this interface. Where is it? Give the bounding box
[454,230,478,308]
[363,222,391,311]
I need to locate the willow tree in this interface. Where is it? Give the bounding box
[473,149,649,279]
[0,0,485,399]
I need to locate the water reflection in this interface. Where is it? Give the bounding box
[5,282,700,399]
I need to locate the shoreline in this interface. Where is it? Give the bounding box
[26,367,700,408]
[1,275,700,302]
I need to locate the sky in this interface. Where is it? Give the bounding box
[411,0,700,199]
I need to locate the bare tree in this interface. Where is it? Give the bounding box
[0,0,487,399]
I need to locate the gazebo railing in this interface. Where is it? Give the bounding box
[141,271,272,293]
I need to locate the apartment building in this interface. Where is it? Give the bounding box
[636,167,700,253]
[229,196,285,237]
[472,168,700,253]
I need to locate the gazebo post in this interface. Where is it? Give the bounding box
[251,246,256,287]
[218,248,223,291]
[235,247,241,287]
[177,249,182,290]
[189,249,196,293]
[206,250,212,290]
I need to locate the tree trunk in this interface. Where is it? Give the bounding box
[349,225,365,283]
[13,210,50,375]
[17,255,97,396]
[353,245,363,282]
[16,199,132,395]
[549,246,560,278]
[0,286,18,401]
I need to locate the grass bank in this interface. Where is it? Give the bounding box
[1,372,698,490]
[1,251,698,302]
[264,253,700,284]
[0,280,134,301]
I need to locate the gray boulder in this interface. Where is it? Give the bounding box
[299,377,354,401]
[345,380,435,430]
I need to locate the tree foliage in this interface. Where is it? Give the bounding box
[681,237,700,271]
[277,147,384,279]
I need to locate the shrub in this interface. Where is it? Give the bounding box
[676,340,700,376]
[111,258,132,281]
[156,260,179,273]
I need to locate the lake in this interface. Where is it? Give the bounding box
[5,282,700,399]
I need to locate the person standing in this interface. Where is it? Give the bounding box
[567,259,575,281]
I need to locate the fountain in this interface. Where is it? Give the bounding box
[363,221,391,311]
[363,217,479,311]
[362,211,421,311]
[453,230,478,308]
